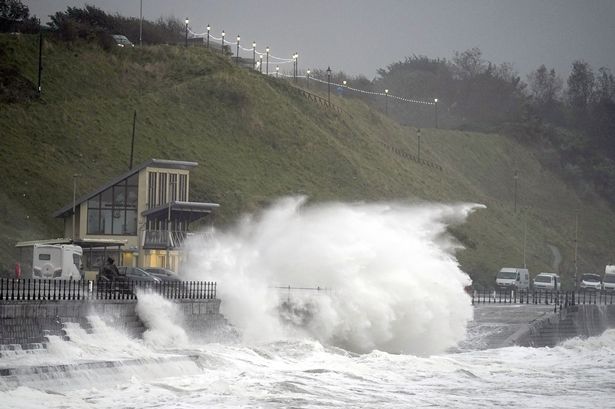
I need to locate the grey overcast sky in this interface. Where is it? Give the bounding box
[24,0,615,80]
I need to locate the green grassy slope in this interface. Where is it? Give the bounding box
[1,34,613,286]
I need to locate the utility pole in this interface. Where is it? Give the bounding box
[139,0,143,47]
[523,216,527,268]
[129,110,137,170]
[513,170,519,213]
[72,174,81,241]
[37,31,43,94]
[574,211,579,286]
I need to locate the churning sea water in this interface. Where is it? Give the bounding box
[2,199,613,407]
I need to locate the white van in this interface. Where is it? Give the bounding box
[533,272,561,291]
[603,266,615,292]
[32,244,83,280]
[495,267,530,290]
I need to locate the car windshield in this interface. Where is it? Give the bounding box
[535,275,552,283]
[603,274,615,283]
[497,271,518,279]
[582,274,601,282]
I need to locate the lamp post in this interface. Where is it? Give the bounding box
[236,35,240,64]
[206,25,210,48]
[37,31,42,94]
[139,0,142,47]
[266,47,270,75]
[306,69,310,89]
[434,98,438,128]
[252,41,256,68]
[221,30,225,52]
[417,128,421,161]
[327,66,331,103]
[513,170,519,213]
[574,210,579,287]
[259,54,263,73]
[72,174,81,241]
[184,18,189,47]
[293,52,299,83]
[385,89,389,114]
[276,65,279,78]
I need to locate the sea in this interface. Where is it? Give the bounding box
[1,198,614,407]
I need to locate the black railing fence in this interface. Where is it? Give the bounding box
[0,278,216,301]
[472,288,615,312]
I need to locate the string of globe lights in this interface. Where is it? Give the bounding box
[185,21,436,107]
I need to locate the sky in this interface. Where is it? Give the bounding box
[24,0,615,80]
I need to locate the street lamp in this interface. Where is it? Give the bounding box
[72,174,81,241]
[266,47,270,75]
[293,52,299,83]
[184,18,189,47]
[252,41,256,68]
[417,128,421,161]
[434,98,438,128]
[139,0,143,47]
[306,69,310,89]
[221,30,225,52]
[513,170,519,213]
[276,65,279,77]
[236,35,240,64]
[259,54,263,73]
[327,66,331,103]
[385,89,389,114]
[206,24,210,48]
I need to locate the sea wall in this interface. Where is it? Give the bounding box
[0,298,226,348]
[507,304,615,347]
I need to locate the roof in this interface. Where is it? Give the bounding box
[141,201,220,222]
[15,237,126,248]
[53,159,198,218]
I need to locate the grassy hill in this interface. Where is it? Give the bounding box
[1,33,614,286]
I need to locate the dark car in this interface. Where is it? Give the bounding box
[118,266,160,282]
[144,267,181,282]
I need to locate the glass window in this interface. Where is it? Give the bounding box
[169,173,178,202]
[127,173,138,186]
[101,209,113,234]
[87,209,101,234]
[113,184,126,207]
[88,196,100,209]
[158,173,167,205]
[73,254,81,270]
[125,209,137,234]
[101,187,113,209]
[38,253,51,261]
[126,186,138,208]
[179,174,187,201]
[148,172,157,208]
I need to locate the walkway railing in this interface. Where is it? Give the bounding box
[0,278,216,301]
[472,288,615,312]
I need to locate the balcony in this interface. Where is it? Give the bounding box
[142,230,188,250]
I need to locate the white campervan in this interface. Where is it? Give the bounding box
[533,272,561,291]
[32,244,83,280]
[603,265,615,292]
[495,267,530,290]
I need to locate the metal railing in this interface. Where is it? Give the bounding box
[472,288,615,312]
[142,230,188,249]
[0,278,216,301]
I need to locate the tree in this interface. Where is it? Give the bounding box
[527,65,564,124]
[0,0,29,21]
[567,60,595,124]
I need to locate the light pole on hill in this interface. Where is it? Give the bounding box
[385,89,389,114]
[276,65,279,77]
[327,66,331,103]
[206,25,210,48]
[184,18,189,47]
[221,30,225,51]
[417,128,421,161]
[434,98,439,128]
[139,0,143,47]
[266,47,270,75]
[306,69,310,89]
[513,170,519,213]
[259,54,263,73]
[252,42,256,68]
[236,35,240,64]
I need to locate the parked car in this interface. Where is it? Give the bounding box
[118,266,160,282]
[579,273,602,291]
[533,272,561,291]
[602,269,615,292]
[111,34,134,47]
[144,267,181,282]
